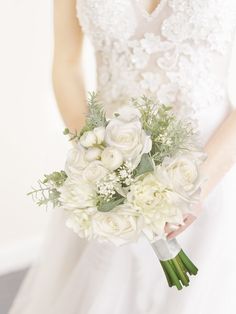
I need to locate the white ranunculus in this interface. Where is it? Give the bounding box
[105,115,152,162]
[85,147,102,162]
[80,131,97,148]
[164,154,201,195]
[93,204,142,246]
[66,208,95,239]
[101,147,124,170]
[60,177,97,210]
[93,126,106,144]
[65,145,88,178]
[114,105,141,122]
[127,172,184,240]
[83,160,109,183]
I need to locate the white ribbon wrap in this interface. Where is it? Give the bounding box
[151,238,181,261]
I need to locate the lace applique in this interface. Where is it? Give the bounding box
[76,0,236,117]
[163,0,236,54]
[76,0,137,49]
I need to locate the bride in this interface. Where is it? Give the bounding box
[10,0,236,313]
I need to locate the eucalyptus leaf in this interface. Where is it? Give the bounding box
[134,153,154,177]
[97,197,125,212]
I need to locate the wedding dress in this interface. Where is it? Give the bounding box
[10,1,236,313]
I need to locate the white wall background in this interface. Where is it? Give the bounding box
[0,1,235,274]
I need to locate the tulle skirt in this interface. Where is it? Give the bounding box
[9,176,236,314]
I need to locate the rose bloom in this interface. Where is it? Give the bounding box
[164,153,204,197]
[65,145,88,178]
[59,176,97,211]
[83,160,109,183]
[93,204,142,246]
[127,171,185,241]
[105,106,152,164]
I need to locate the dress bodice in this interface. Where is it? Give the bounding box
[76,0,236,142]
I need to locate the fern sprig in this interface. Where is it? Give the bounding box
[79,92,107,137]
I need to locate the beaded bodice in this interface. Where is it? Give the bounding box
[76,0,236,141]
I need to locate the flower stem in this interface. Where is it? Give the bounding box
[150,237,198,290]
[160,261,173,287]
[171,258,189,287]
[178,250,198,275]
[162,260,183,290]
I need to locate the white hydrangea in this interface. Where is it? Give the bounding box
[66,208,96,240]
[127,170,185,241]
[59,176,97,211]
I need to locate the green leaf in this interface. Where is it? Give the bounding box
[63,128,70,135]
[134,153,154,177]
[97,197,125,212]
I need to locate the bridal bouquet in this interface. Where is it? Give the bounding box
[29,93,206,290]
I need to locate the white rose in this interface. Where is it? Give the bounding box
[93,126,106,144]
[93,204,142,246]
[85,147,102,161]
[101,147,123,170]
[164,154,201,195]
[80,131,97,148]
[127,172,184,240]
[65,145,88,178]
[105,117,152,162]
[66,207,96,239]
[83,160,109,182]
[60,176,96,210]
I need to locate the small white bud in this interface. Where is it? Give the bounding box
[93,127,106,144]
[80,131,97,148]
[101,147,124,171]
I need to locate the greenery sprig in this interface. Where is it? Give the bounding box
[133,96,194,164]
[63,92,107,142]
[28,171,67,208]
[79,92,107,137]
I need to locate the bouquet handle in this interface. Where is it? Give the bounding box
[150,238,198,290]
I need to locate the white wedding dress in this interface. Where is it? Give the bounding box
[10,1,236,313]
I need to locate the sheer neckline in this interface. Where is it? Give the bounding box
[135,0,166,19]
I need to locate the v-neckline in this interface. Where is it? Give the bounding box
[135,0,166,19]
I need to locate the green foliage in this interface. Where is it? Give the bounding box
[28,171,67,208]
[133,96,194,165]
[63,128,80,142]
[134,153,154,177]
[42,171,67,187]
[79,92,107,137]
[97,195,125,212]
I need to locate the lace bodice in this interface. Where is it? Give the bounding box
[76,0,236,141]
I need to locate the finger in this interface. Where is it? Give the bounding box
[165,213,194,234]
[167,214,196,240]
[164,223,181,234]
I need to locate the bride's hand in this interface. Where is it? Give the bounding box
[165,203,202,240]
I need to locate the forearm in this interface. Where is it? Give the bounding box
[52,60,87,132]
[167,109,236,238]
[201,109,236,201]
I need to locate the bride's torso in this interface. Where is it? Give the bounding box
[76,0,236,143]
